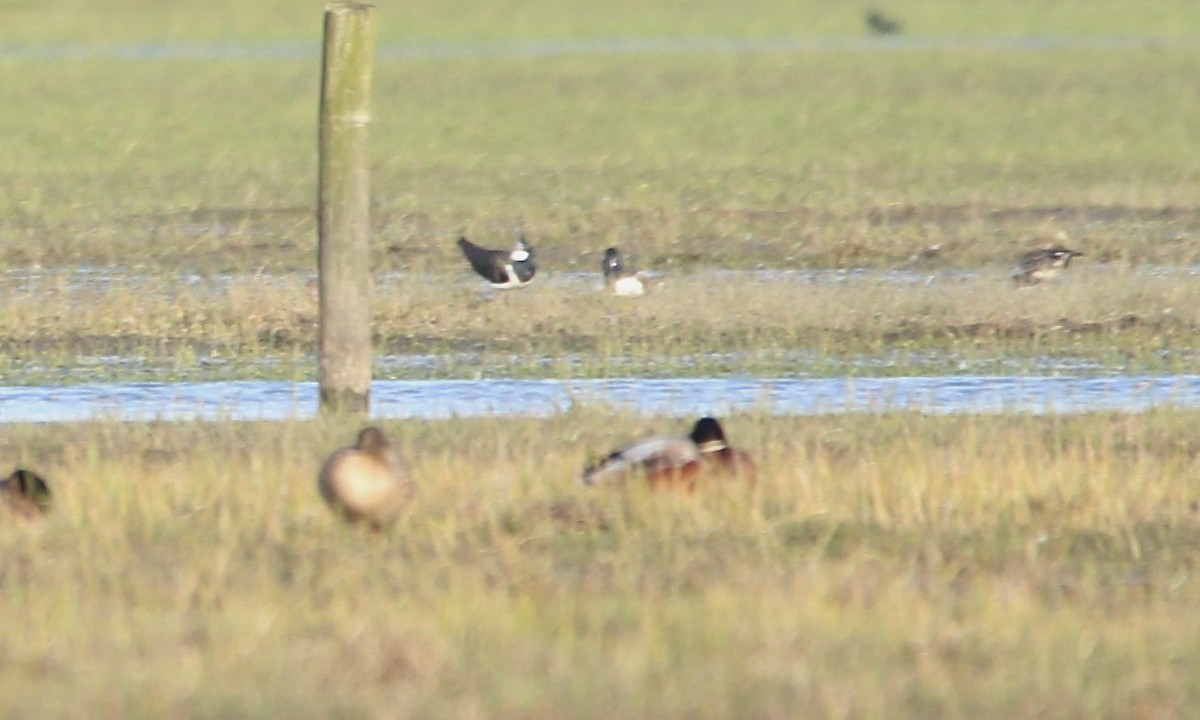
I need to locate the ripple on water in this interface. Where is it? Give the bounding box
[1,375,1199,423]
[0,36,1196,63]
[6,263,1200,296]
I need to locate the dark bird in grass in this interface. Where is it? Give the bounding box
[866,10,902,35]
[1,468,53,521]
[457,233,537,289]
[581,416,756,491]
[602,246,654,297]
[318,426,415,531]
[1013,246,1084,286]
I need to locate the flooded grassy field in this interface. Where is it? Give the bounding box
[1,265,1199,384]
[2,15,1199,385]
[3,0,1200,717]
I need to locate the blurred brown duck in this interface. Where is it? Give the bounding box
[580,416,756,491]
[1013,245,1083,285]
[318,426,414,530]
[1,468,53,520]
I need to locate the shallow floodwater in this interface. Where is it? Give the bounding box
[1,375,1198,424]
[0,36,1195,63]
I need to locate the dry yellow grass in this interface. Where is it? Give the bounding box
[0,265,1195,380]
[1,410,1198,717]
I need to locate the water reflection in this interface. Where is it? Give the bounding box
[1,375,1198,424]
[0,36,1194,62]
[6,264,1199,296]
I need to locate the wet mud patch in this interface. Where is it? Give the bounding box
[882,313,1195,342]
[562,201,1200,268]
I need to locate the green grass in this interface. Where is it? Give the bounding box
[1,39,1199,380]
[1,0,1197,43]
[1,26,1199,274]
[2,410,1200,717]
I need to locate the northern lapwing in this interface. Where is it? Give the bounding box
[457,234,537,289]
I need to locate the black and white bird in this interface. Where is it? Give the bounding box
[457,234,537,289]
[1013,246,1083,286]
[602,246,653,297]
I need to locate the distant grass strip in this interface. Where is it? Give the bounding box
[1,0,1198,43]
[0,48,1198,274]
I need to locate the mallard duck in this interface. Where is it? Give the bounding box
[318,426,414,530]
[1,468,53,520]
[457,233,537,289]
[1013,245,1083,285]
[581,416,756,490]
[602,246,654,297]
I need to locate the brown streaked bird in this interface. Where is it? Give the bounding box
[457,233,537,289]
[1,468,53,520]
[318,426,414,530]
[1013,245,1084,286]
[602,246,654,297]
[580,416,756,491]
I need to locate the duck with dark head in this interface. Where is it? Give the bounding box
[1,468,53,521]
[602,246,654,297]
[581,416,755,491]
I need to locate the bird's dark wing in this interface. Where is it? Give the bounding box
[457,237,508,284]
[1016,249,1047,272]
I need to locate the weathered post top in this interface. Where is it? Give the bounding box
[321,3,377,124]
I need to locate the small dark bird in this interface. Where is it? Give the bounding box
[866,10,902,35]
[1013,246,1084,286]
[1,468,53,520]
[581,416,756,491]
[457,234,537,289]
[602,247,653,297]
[318,426,414,530]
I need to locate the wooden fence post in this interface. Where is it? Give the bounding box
[318,1,377,415]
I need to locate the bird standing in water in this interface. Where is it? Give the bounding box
[601,246,653,297]
[1013,246,1083,285]
[457,233,537,289]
